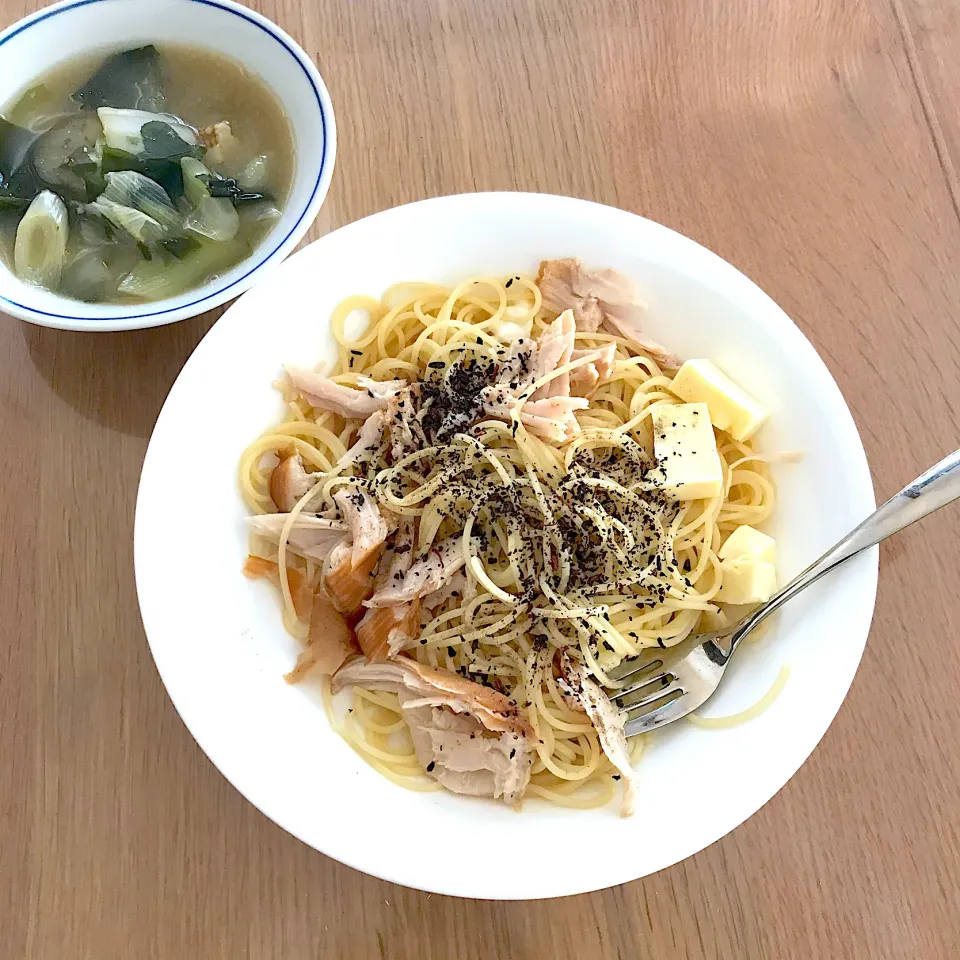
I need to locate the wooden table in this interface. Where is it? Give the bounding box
[3,0,959,956]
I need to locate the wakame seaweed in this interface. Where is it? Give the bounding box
[100,145,190,202]
[198,174,272,206]
[140,121,202,162]
[71,46,165,112]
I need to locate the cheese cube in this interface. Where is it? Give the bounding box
[719,525,776,564]
[652,402,723,500]
[670,359,767,441]
[715,558,777,604]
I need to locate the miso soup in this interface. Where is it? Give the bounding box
[0,45,294,304]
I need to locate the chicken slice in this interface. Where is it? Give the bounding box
[365,536,466,607]
[322,538,381,615]
[247,514,347,563]
[601,300,680,369]
[333,487,388,567]
[355,599,421,662]
[286,366,406,419]
[333,657,535,803]
[242,556,314,622]
[386,386,426,462]
[340,409,386,471]
[557,651,637,816]
[484,394,588,444]
[422,569,468,612]
[536,259,678,368]
[333,656,533,737]
[269,449,317,512]
[531,310,576,400]
[537,258,606,331]
[285,591,359,683]
[569,343,617,397]
[400,699,534,803]
[373,518,415,593]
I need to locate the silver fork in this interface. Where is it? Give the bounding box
[610,449,960,736]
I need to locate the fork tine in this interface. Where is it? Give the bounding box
[607,657,664,685]
[622,677,685,716]
[613,671,676,704]
[624,691,691,737]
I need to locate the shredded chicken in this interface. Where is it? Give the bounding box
[422,569,468,612]
[242,556,313,622]
[569,343,617,396]
[333,488,388,567]
[355,600,421,662]
[387,387,426,462]
[340,410,386,471]
[537,259,678,368]
[522,395,588,440]
[373,518,415,592]
[366,536,466,607]
[334,657,533,736]
[286,366,406,419]
[401,701,533,803]
[531,310,576,400]
[557,652,637,816]
[269,449,316,512]
[537,258,605,331]
[334,657,535,802]
[601,301,680,369]
[247,513,347,562]
[285,591,358,682]
[485,393,588,443]
[322,538,380,615]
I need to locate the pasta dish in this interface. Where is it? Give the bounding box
[239,259,775,813]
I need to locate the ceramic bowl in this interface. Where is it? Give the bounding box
[0,0,335,331]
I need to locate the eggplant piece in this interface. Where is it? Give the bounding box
[72,46,165,112]
[31,115,103,201]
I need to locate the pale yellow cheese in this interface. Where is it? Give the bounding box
[670,359,768,441]
[651,402,723,500]
[716,558,777,604]
[719,525,776,564]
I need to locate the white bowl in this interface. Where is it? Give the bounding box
[0,0,335,331]
[135,193,878,899]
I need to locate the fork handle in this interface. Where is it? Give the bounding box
[732,448,960,646]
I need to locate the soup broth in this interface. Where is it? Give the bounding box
[0,45,295,305]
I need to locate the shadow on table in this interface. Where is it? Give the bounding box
[20,306,225,438]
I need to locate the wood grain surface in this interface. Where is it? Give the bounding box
[2,0,959,957]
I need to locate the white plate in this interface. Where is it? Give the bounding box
[135,193,877,899]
